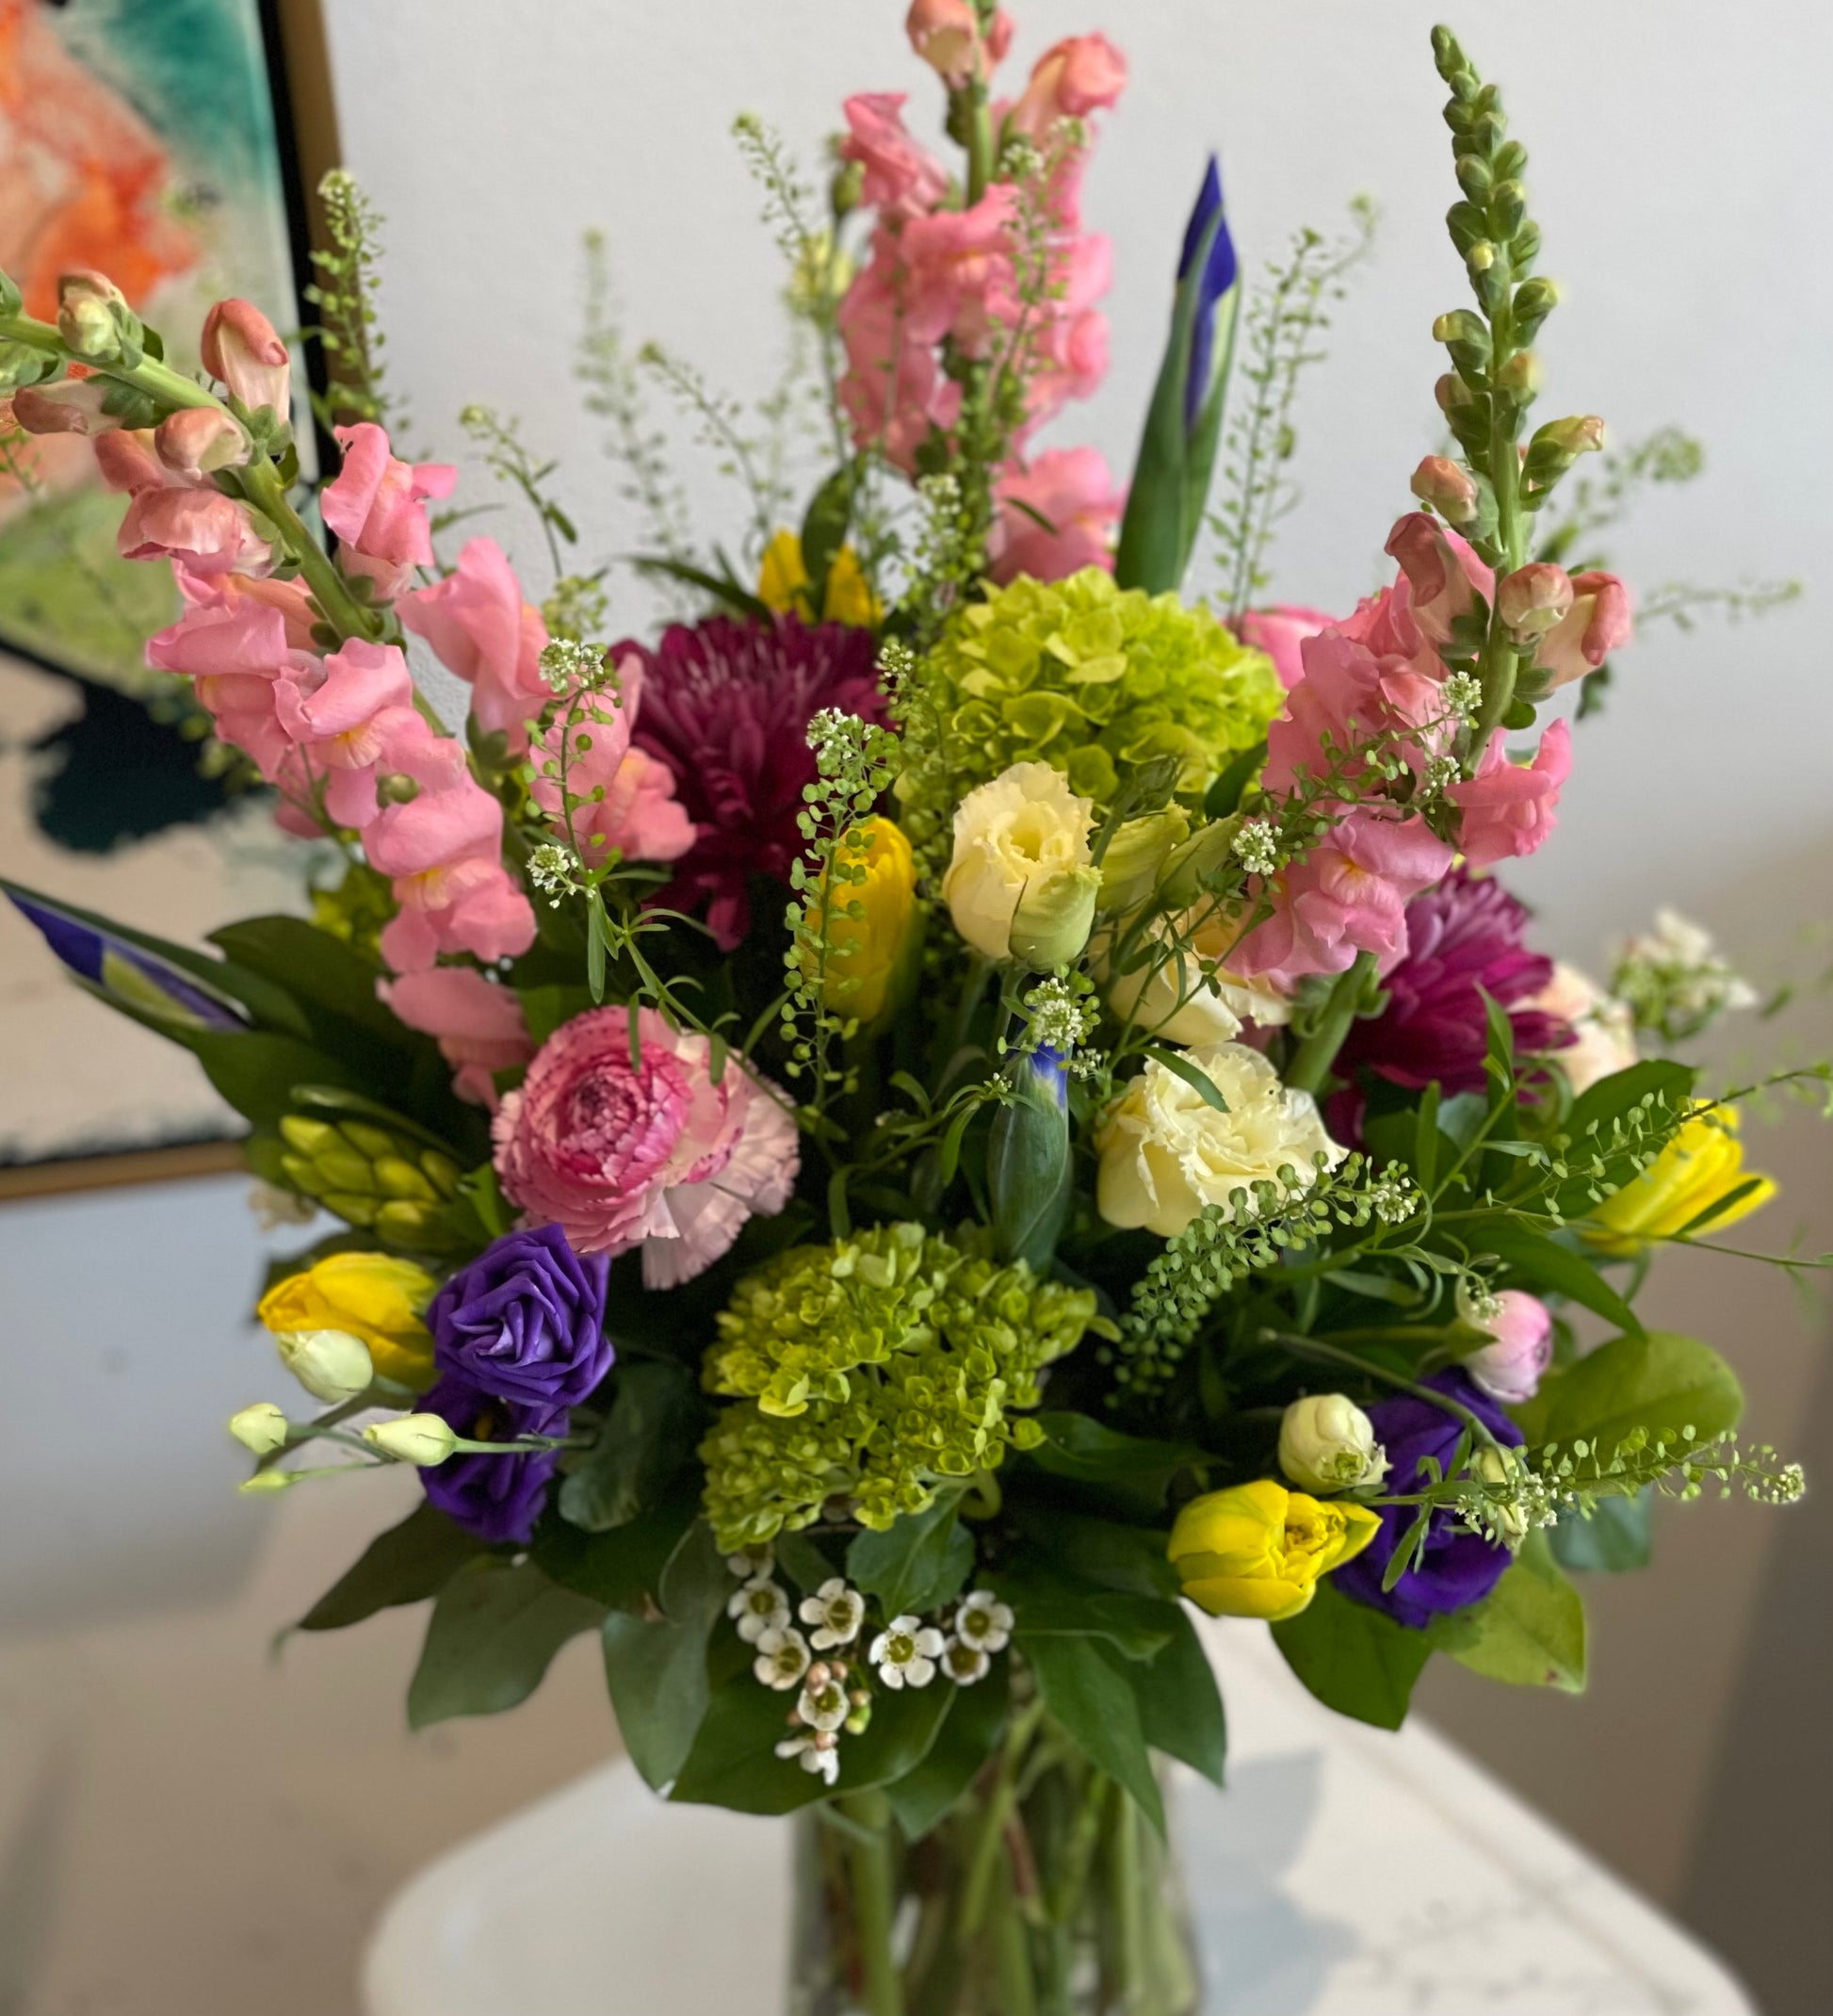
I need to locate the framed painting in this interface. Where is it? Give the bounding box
[0,0,336,1188]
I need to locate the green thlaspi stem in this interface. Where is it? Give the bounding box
[1283,950,1378,1096]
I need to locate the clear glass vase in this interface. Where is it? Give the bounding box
[786,1704,1200,2016]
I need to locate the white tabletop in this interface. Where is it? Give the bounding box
[363,1616,1755,2016]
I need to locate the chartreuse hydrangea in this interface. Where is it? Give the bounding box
[893,566,1281,870]
[698,1222,1097,1550]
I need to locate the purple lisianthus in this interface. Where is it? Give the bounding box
[428,1225,612,1408]
[624,613,889,951]
[418,1374,564,1545]
[1329,870,1571,1142]
[1334,1369,1523,1630]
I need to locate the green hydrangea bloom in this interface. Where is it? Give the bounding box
[698,1222,1096,1551]
[894,567,1281,870]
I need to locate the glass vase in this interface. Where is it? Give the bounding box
[786,1699,1200,2016]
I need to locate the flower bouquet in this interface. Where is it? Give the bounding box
[2,9,1817,2014]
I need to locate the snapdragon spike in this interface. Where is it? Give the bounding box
[1116,154,1241,595]
[4,882,245,1032]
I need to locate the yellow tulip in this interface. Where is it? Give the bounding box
[1585,1105,1776,1256]
[799,817,920,1027]
[1169,1478,1381,1622]
[757,528,881,627]
[257,1251,438,1390]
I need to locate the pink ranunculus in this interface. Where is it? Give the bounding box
[1449,718,1571,869]
[1464,1291,1554,1405]
[380,966,534,1109]
[493,1005,799,1284]
[1231,812,1455,984]
[1239,606,1338,691]
[837,252,962,469]
[528,656,695,869]
[1536,571,1631,688]
[1006,33,1128,141]
[397,537,550,750]
[200,299,291,415]
[1384,512,1494,648]
[989,447,1124,584]
[839,93,949,222]
[320,423,457,600]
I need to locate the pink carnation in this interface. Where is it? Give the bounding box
[838,93,949,221]
[381,966,534,1109]
[1231,812,1455,984]
[397,537,550,750]
[528,657,694,869]
[1239,606,1338,691]
[989,447,1123,583]
[320,423,456,600]
[1449,719,1571,869]
[1464,1292,1554,1405]
[493,1005,798,1285]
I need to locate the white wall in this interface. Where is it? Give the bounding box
[317,0,1833,966]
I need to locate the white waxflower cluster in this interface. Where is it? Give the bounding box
[1611,909,1758,1045]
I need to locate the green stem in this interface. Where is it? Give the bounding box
[1107,1780,1143,2014]
[239,457,382,643]
[835,1792,902,2016]
[963,82,995,207]
[1283,950,1378,1096]
[1265,1327,1508,1455]
[1468,304,1525,765]
[0,309,220,413]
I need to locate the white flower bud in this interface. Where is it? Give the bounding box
[362,1414,459,1465]
[227,1402,289,1456]
[274,1326,374,1404]
[1278,1393,1389,1494]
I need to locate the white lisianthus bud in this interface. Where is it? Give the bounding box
[1278,1393,1389,1494]
[227,1402,289,1456]
[274,1326,374,1405]
[943,761,1096,965]
[362,1414,459,1466]
[1096,805,1189,916]
[238,1469,295,1495]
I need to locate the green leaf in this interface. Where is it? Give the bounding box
[1144,1046,1229,1113]
[1428,1532,1586,1691]
[1271,1580,1433,1731]
[1029,1414,1208,1513]
[848,1492,973,1620]
[799,462,856,610]
[560,1359,697,1533]
[206,916,405,1049]
[774,1531,840,1594]
[628,553,774,624]
[1461,1218,1645,1338]
[1518,1329,1743,1455]
[884,1657,1010,1840]
[297,1502,485,1632]
[1129,1608,1225,1785]
[186,1029,368,1130]
[519,984,593,1045]
[1013,1507,1180,1600]
[406,1559,606,1729]
[1202,739,1267,821]
[1479,985,1517,1084]
[1024,1634,1162,1832]
[533,1482,698,1613]
[1549,1488,1652,1572]
[1565,1058,1697,1147]
[998,1569,1177,1661]
[1413,1081,1443,1193]
[600,1521,728,1789]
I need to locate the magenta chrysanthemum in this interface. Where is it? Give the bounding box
[622,614,890,951]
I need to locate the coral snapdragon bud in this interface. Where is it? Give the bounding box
[57,269,129,360]
[274,1326,375,1405]
[906,0,984,88]
[1498,562,1575,642]
[1534,414,1605,458]
[154,407,249,479]
[362,1414,459,1466]
[1495,350,1542,398]
[227,1402,289,1456]
[1278,1393,1389,1494]
[10,378,122,437]
[1409,454,1481,525]
[200,298,292,416]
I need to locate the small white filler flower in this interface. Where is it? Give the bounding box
[868,1615,946,1689]
[753,1625,812,1691]
[728,1575,791,1645]
[799,1577,866,1650]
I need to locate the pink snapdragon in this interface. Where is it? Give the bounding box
[1463,1292,1554,1405]
[493,1005,798,1285]
[200,298,291,415]
[1239,606,1338,691]
[528,655,695,869]
[273,638,418,827]
[1449,719,1571,869]
[319,423,456,600]
[397,537,550,750]
[989,447,1123,583]
[146,571,317,778]
[836,260,963,470]
[1536,571,1631,687]
[381,967,534,1109]
[1005,33,1128,141]
[1384,512,1494,646]
[838,93,949,221]
[1231,811,1454,984]
[906,0,1012,88]
[96,428,271,577]
[359,710,535,973]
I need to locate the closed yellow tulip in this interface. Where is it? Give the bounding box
[1585,1106,1776,1257]
[1169,1478,1381,1622]
[800,817,920,1027]
[757,529,881,627]
[257,1251,438,1390]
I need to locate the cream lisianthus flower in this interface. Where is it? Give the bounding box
[1095,1041,1344,1238]
[942,761,1099,966]
[1102,903,1294,1048]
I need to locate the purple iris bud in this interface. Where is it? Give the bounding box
[1333,1369,1524,1629]
[6,885,245,1032]
[1027,1046,1069,1109]
[428,1225,613,1409]
[1176,154,1239,435]
[418,1374,566,1546]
